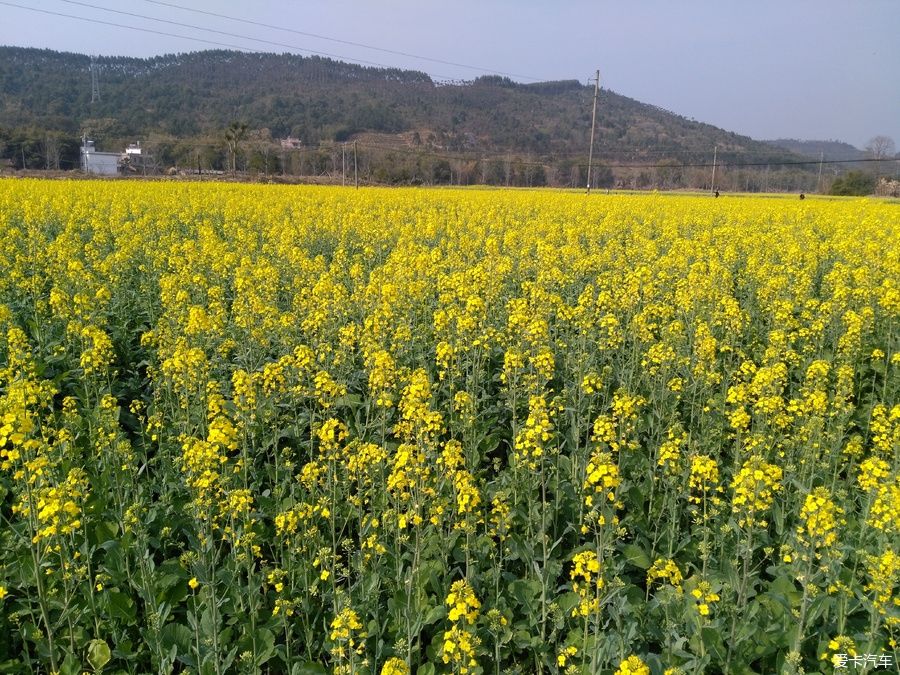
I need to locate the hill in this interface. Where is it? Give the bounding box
[0,46,811,187]
[763,138,867,161]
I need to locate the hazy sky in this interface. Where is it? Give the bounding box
[2,0,898,148]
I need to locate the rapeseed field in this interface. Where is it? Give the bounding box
[0,180,897,674]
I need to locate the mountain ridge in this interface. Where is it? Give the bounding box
[763,138,866,162]
[1,46,820,188]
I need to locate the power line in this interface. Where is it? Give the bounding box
[0,1,251,51]
[141,0,543,82]
[53,0,459,77]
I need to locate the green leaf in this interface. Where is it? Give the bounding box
[91,521,119,547]
[238,627,276,666]
[621,543,651,569]
[334,393,362,408]
[423,604,447,625]
[87,639,112,671]
[59,652,81,675]
[106,591,137,623]
[700,626,725,661]
[159,622,192,658]
[557,590,581,615]
[291,663,327,675]
[508,579,541,610]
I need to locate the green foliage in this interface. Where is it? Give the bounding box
[0,46,809,187]
[830,170,877,196]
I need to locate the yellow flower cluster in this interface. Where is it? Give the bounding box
[731,456,783,528]
[380,657,409,675]
[446,579,480,624]
[514,394,553,470]
[858,456,891,492]
[317,418,349,460]
[821,635,857,667]
[441,625,479,674]
[688,454,720,505]
[615,654,650,675]
[557,645,578,668]
[611,389,645,451]
[690,580,721,617]
[78,324,115,375]
[647,558,683,591]
[580,372,602,395]
[583,449,620,509]
[489,493,511,542]
[18,468,88,543]
[368,349,399,407]
[870,404,900,455]
[867,478,900,534]
[864,550,899,621]
[329,607,365,644]
[796,487,843,552]
[657,424,686,475]
[570,550,603,617]
[442,580,480,673]
[313,370,346,410]
[395,368,443,442]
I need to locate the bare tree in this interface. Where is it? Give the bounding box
[41,133,62,170]
[866,135,895,159]
[248,128,277,179]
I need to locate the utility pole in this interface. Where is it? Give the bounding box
[90,56,100,103]
[353,141,358,189]
[342,144,346,186]
[710,145,718,194]
[586,69,600,193]
[817,151,824,193]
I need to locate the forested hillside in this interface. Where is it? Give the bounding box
[1,46,813,188]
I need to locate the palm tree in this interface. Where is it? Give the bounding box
[224,121,248,176]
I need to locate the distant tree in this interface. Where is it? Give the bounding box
[656,158,683,189]
[432,159,451,184]
[593,165,614,189]
[483,159,506,186]
[224,121,248,175]
[830,170,876,196]
[11,129,44,169]
[636,171,653,189]
[866,135,895,160]
[41,132,66,170]
[525,163,547,187]
[248,128,277,178]
[866,135,895,177]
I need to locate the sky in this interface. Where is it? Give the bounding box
[1,0,898,149]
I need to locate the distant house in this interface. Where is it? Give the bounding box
[280,136,303,150]
[80,138,119,175]
[125,142,142,156]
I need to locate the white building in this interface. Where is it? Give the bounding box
[80,138,119,175]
